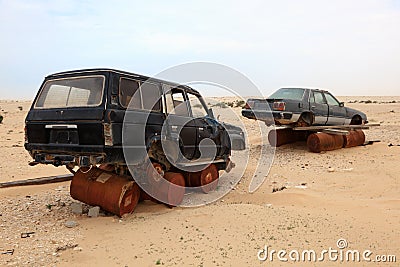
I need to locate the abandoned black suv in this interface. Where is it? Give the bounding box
[24,68,244,212]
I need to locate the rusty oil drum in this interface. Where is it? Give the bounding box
[184,164,219,193]
[70,167,140,217]
[153,172,186,206]
[268,129,308,147]
[307,132,344,153]
[343,130,365,148]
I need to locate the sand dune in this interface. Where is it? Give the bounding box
[0,97,399,266]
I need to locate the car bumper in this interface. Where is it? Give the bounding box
[241,109,300,125]
[24,143,125,166]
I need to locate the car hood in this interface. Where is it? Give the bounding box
[220,122,244,134]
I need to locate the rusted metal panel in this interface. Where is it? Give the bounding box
[293,124,380,131]
[70,167,140,217]
[184,164,219,193]
[0,174,73,188]
[139,189,155,202]
[307,132,344,153]
[343,130,365,148]
[199,164,219,193]
[268,128,308,147]
[155,172,186,206]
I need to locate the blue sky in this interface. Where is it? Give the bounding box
[0,0,399,99]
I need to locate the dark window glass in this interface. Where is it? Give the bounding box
[187,93,208,117]
[35,76,104,108]
[165,89,189,117]
[313,91,326,104]
[141,82,161,111]
[325,93,340,106]
[119,78,141,109]
[269,88,305,100]
[119,78,161,112]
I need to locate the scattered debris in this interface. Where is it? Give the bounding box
[73,246,83,252]
[362,140,381,146]
[0,174,73,188]
[388,143,400,147]
[64,220,78,228]
[88,206,100,218]
[21,232,35,238]
[55,243,78,252]
[328,167,336,173]
[272,186,287,193]
[70,202,83,215]
[1,249,14,255]
[18,106,23,111]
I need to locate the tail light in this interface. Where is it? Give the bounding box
[103,123,113,146]
[243,100,255,109]
[273,102,286,111]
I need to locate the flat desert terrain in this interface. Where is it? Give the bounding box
[0,97,399,266]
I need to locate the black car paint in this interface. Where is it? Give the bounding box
[25,68,243,169]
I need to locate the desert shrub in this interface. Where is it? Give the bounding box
[192,104,203,109]
[235,100,246,108]
[213,102,228,108]
[225,102,235,108]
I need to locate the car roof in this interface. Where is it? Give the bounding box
[46,68,201,95]
[280,87,330,93]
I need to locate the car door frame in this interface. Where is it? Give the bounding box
[309,90,329,125]
[324,92,346,125]
[162,85,197,161]
[185,91,220,161]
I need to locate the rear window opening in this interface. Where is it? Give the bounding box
[119,78,161,112]
[269,88,305,101]
[35,76,105,108]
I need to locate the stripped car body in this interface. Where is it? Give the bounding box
[25,68,245,171]
[242,88,368,126]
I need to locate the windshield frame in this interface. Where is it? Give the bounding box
[34,75,105,109]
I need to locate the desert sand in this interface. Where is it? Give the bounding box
[0,97,399,266]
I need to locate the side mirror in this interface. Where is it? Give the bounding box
[339,102,345,107]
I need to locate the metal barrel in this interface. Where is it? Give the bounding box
[343,130,365,148]
[70,167,140,217]
[307,132,344,153]
[184,164,219,193]
[268,129,308,147]
[139,188,152,201]
[146,162,164,187]
[154,172,186,206]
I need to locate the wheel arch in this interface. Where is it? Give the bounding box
[350,114,363,125]
[298,111,315,126]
